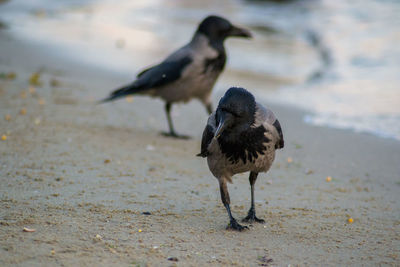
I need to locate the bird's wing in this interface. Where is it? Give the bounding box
[272,118,284,149]
[133,52,193,90]
[136,66,153,78]
[136,44,193,79]
[197,113,217,157]
[255,102,284,149]
[100,47,193,103]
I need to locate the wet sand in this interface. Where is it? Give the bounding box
[1,31,400,266]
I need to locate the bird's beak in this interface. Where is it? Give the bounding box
[229,25,252,38]
[214,114,228,139]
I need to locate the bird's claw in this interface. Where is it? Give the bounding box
[242,210,265,224]
[226,220,248,231]
[161,132,191,140]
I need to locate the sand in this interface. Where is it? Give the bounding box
[1,31,400,266]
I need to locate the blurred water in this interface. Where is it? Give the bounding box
[1,0,399,140]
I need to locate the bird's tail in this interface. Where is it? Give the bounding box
[98,83,139,104]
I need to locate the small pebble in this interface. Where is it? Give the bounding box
[326,176,332,182]
[168,257,179,262]
[146,145,155,151]
[305,169,314,175]
[19,108,26,115]
[287,157,293,163]
[34,117,41,125]
[4,114,11,121]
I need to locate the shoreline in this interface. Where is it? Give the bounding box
[1,30,400,266]
[5,26,400,144]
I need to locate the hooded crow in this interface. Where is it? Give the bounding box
[197,87,284,231]
[100,15,252,138]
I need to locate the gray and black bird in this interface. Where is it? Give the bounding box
[197,87,284,231]
[100,15,252,138]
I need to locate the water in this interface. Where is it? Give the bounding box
[1,0,399,140]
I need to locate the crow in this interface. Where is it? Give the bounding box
[100,16,251,138]
[198,87,284,231]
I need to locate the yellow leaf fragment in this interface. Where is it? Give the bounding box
[29,72,42,86]
[7,72,16,80]
[0,72,16,80]
[1,134,7,141]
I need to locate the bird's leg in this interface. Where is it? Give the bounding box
[219,179,248,231]
[161,102,190,139]
[242,172,265,223]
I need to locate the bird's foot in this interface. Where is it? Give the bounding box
[226,219,248,231]
[161,131,191,140]
[242,210,265,224]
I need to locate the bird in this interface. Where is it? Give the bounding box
[197,87,284,231]
[100,15,252,138]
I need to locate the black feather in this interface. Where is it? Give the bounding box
[196,16,232,41]
[135,56,192,89]
[197,124,214,157]
[136,66,154,78]
[273,119,284,149]
[218,125,270,164]
[98,84,137,103]
[99,56,192,103]
[203,51,226,74]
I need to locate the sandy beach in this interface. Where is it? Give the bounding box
[1,28,400,267]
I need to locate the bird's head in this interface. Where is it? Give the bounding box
[196,15,252,42]
[214,87,256,139]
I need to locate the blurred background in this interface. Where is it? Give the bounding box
[1,0,399,140]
